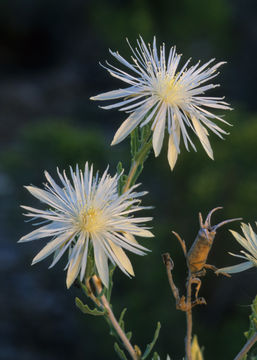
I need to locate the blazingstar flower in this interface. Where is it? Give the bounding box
[19,163,153,288]
[217,223,257,274]
[91,37,231,170]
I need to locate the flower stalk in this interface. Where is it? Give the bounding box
[123,138,152,193]
[91,36,231,171]
[92,275,138,360]
[185,278,193,360]
[233,332,257,360]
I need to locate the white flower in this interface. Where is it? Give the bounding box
[217,223,257,274]
[19,163,153,288]
[91,36,231,170]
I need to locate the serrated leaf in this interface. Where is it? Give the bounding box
[191,335,204,360]
[75,297,105,316]
[114,342,128,360]
[142,322,161,359]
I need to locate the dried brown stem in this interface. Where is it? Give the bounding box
[185,276,193,360]
[162,253,179,300]
[91,275,138,360]
[233,332,257,360]
[172,231,187,257]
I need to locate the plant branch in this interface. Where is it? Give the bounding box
[92,275,138,360]
[185,276,193,360]
[162,253,186,311]
[233,332,257,360]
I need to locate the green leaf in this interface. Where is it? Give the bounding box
[126,331,132,341]
[106,264,116,302]
[130,127,139,159]
[116,161,123,175]
[151,352,160,360]
[191,335,204,360]
[142,322,161,359]
[245,296,257,342]
[140,121,152,144]
[75,297,105,316]
[79,280,89,296]
[85,254,94,279]
[253,296,257,315]
[114,342,128,360]
[116,162,127,195]
[118,308,127,331]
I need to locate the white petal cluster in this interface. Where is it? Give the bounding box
[217,223,257,274]
[91,36,231,170]
[19,163,153,288]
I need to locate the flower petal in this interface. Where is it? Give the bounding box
[216,261,254,274]
[66,246,84,288]
[93,239,109,287]
[111,114,142,146]
[167,134,178,170]
[191,116,214,159]
[90,88,135,101]
[32,232,74,265]
[109,240,134,276]
[152,107,166,157]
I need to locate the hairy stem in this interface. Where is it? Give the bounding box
[233,332,257,360]
[185,277,193,360]
[92,275,137,360]
[123,140,152,193]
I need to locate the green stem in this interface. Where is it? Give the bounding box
[234,332,257,360]
[123,140,152,193]
[92,275,138,360]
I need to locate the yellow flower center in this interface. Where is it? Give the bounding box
[155,75,185,106]
[78,207,104,233]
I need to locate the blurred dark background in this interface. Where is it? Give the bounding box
[0,0,257,359]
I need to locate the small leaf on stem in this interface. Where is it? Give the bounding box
[75,297,105,316]
[142,322,161,359]
[114,342,129,360]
